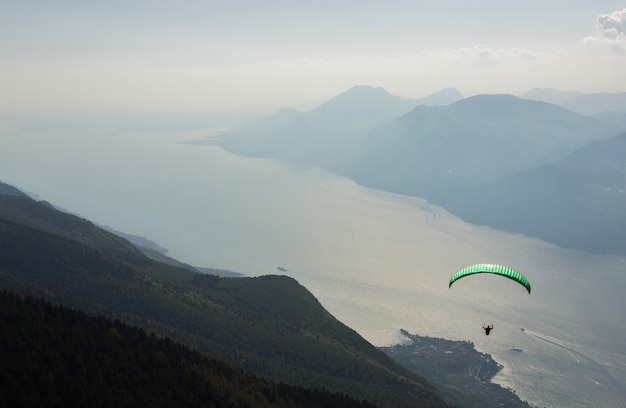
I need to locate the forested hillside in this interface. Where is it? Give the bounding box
[0,188,448,408]
[0,290,375,407]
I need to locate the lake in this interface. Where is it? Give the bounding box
[2,126,625,407]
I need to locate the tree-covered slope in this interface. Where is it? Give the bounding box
[0,290,376,408]
[0,191,448,408]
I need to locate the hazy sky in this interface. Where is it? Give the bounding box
[2,1,626,116]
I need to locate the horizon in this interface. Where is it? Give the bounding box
[1,2,626,117]
[1,84,622,132]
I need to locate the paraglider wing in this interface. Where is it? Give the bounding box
[449,263,531,294]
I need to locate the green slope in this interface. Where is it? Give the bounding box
[0,191,448,408]
[0,290,376,408]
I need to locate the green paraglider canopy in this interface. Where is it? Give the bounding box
[449,263,531,294]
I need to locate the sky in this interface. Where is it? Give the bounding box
[1,1,626,116]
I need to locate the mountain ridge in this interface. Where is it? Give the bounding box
[444,132,626,252]
[560,92,626,115]
[0,187,448,408]
[219,86,624,254]
[0,289,377,407]
[219,85,464,170]
[520,87,582,104]
[349,93,617,189]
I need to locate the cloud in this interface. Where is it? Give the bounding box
[443,45,547,66]
[598,8,626,35]
[583,8,626,53]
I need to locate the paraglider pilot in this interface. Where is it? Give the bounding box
[483,324,493,335]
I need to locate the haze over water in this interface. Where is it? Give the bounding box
[2,127,625,407]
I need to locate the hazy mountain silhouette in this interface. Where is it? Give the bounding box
[445,132,626,253]
[347,94,618,195]
[521,89,626,116]
[556,132,626,186]
[220,85,462,171]
[592,111,626,130]
[220,87,624,254]
[305,85,420,131]
[412,87,464,106]
[520,88,582,105]
[559,92,626,115]
[346,95,624,253]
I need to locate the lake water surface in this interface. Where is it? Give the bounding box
[2,127,625,407]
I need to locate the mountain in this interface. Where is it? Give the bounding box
[0,187,448,408]
[225,92,617,192]
[345,95,624,253]
[0,186,147,265]
[559,92,626,115]
[347,94,618,196]
[412,87,464,106]
[0,181,29,197]
[592,111,626,130]
[520,88,582,105]
[0,290,376,407]
[521,89,626,116]
[219,88,623,254]
[219,85,417,170]
[445,132,626,253]
[304,85,420,131]
[219,86,462,172]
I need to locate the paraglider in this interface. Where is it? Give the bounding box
[449,264,531,335]
[449,263,531,294]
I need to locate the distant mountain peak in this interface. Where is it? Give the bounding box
[451,93,530,113]
[417,87,464,106]
[343,84,390,95]
[315,85,396,109]
[521,88,582,104]
[459,93,519,102]
[560,92,626,115]
[307,85,418,128]
[451,93,573,114]
[355,84,386,91]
